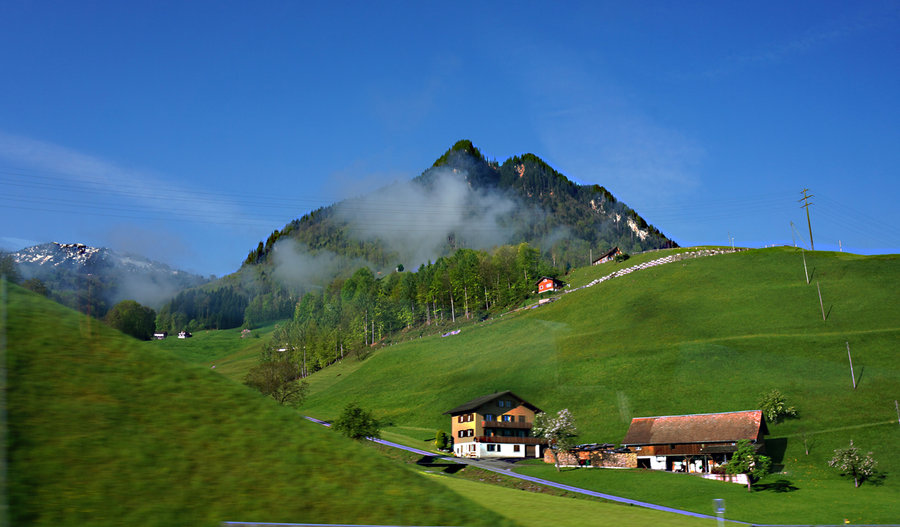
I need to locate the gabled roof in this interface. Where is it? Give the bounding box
[593,246,621,262]
[535,276,565,287]
[443,390,541,415]
[621,410,768,446]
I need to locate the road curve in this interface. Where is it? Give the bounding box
[302,416,732,524]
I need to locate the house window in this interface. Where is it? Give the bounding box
[467,429,474,437]
[458,430,464,438]
[468,413,474,422]
[514,445,521,452]
[518,415,525,423]
[487,444,495,452]
[498,400,509,408]
[485,414,495,421]
[502,415,513,422]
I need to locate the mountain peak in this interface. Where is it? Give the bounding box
[432,139,487,167]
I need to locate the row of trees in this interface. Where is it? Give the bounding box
[155,286,248,332]
[260,242,558,377]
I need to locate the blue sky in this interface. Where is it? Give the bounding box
[1,1,898,276]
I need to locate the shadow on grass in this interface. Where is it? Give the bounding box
[866,470,887,487]
[765,437,788,464]
[754,479,799,493]
[416,455,465,474]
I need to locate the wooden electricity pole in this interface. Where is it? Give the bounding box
[799,189,815,251]
[846,342,857,389]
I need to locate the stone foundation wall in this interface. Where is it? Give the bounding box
[543,450,637,468]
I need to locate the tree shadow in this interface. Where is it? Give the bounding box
[754,479,799,493]
[866,470,887,487]
[855,365,865,388]
[825,304,833,320]
[415,455,464,474]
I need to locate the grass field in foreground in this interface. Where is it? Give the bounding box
[425,471,709,527]
[299,247,900,524]
[4,284,516,527]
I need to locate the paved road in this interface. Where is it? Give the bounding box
[302,416,726,523]
[302,416,900,527]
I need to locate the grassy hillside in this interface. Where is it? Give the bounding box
[3,284,518,527]
[142,322,283,383]
[298,247,900,524]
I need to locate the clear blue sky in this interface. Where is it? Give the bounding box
[1,1,898,276]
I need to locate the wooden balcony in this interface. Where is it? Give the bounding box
[475,436,546,445]
[481,420,533,430]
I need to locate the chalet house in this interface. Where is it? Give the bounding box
[152,332,168,340]
[536,277,565,294]
[621,410,768,473]
[592,247,622,265]
[177,331,193,339]
[443,391,547,459]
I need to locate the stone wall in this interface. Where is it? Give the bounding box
[543,450,637,468]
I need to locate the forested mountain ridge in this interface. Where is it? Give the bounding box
[248,140,675,272]
[159,140,676,331]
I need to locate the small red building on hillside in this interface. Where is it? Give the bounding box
[536,277,566,294]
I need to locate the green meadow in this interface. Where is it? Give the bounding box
[9,246,897,525]
[4,284,519,527]
[297,247,900,524]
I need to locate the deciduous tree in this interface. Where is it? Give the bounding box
[829,440,877,488]
[105,299,156,340]
[725,439,772,492]
[333,402,381,440]
[758,389,797,424]
[243,359,309,407]
[533,408,578,472]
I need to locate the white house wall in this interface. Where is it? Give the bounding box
[454,442,540,459]
[638,456,668,470]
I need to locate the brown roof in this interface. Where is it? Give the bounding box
[621,410,768,446]
[592,246,621,263]
[443,391,541,415]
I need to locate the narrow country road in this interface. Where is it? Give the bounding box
[302,416,728,524]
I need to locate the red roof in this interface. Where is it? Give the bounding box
[621,410,767,446]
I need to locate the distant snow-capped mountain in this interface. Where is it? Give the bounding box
[14,242,189,275]
[12,242,209,314]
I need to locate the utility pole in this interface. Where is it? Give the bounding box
[847,342,857,389]
[802,249,810,284]
[799,189,815,251]
[816,281,826,321]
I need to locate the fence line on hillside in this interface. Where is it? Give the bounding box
[566,248,746,295]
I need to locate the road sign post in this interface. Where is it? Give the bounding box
[713,499,725,527]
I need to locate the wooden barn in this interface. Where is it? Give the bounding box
[621,410,768,473]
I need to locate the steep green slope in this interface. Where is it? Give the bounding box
[3,284,515,527]
[299,247,900,524]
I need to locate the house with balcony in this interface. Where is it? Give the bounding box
[443,391,547,459]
